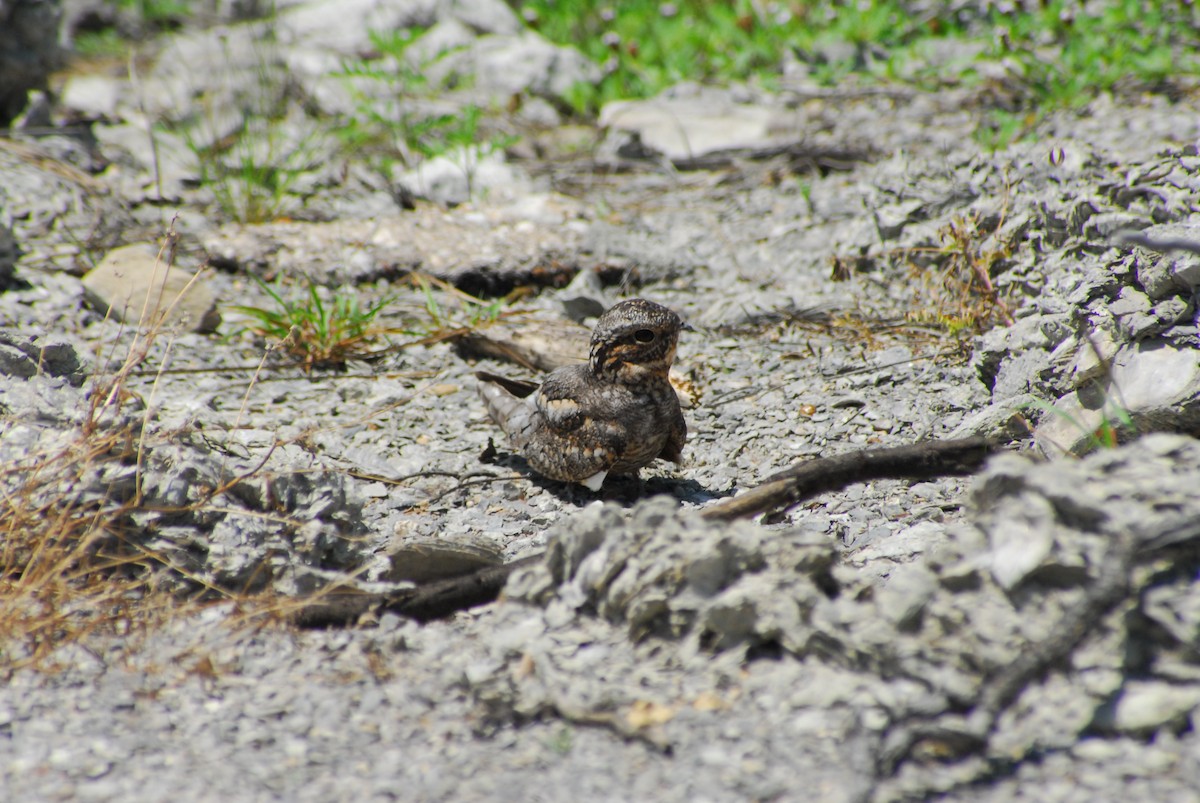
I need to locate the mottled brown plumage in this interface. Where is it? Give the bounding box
[476,298,687,490]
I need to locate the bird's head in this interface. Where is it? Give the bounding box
[588,298,683,382]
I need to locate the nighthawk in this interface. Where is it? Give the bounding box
[476,298,687,490]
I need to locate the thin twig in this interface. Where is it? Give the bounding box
[402,473,527,508]
[344,468,489,486]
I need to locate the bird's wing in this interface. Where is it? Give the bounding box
[659,402,687,464]
[532,369,591,432]
[525,370,626,484]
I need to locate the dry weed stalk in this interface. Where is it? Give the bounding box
[0,416,168,671]
[834,191,1019,340]
[0,223,286,671]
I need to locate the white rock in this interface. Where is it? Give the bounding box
[1100,681,1200,732]
[60,74,122,119]
[396,147,529,206]
[1069,325,1119,387]
[987,495,1056,589]
[404,18,476,65]
[600,87,785,162]
[278,0,438,55]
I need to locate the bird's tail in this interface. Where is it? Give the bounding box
[476,372,537,448]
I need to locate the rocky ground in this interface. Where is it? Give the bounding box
[3,1,1200,801]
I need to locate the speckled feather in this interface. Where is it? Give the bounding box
[477,298,687,489]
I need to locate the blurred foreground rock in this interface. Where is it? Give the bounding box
[500,435,1200,797]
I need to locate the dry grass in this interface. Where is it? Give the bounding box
[0,228,297,673]
[0,404,178,671]
[829,204,1019,345]
[0,233,197,672]
[904,210,1017,335]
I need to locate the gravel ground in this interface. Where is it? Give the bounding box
[3,3,1200,801]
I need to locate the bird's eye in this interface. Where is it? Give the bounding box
[634,329,655,343]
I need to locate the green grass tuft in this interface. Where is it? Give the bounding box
[229,277,395,372]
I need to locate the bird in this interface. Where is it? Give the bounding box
[476,298,687,491]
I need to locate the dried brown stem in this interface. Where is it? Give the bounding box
[701,437,998,521]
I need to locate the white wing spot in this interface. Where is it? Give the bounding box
[580,470,608,492]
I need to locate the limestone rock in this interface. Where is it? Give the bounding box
[59,73,122,120]
[395,148,529,206]
[403,18,476,65]
[1133,222,1200,300]
[0,137,133,273]
[199,198,586,292]
[0,330,86,385]
[1093,682,1200,734]
[424,31,600,104]
[82,243,220,333]
[599,86,786,163]
[1035,339,1200,455]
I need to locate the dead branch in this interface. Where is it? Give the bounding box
[290,555,543,627]
[670,142,876,172]
[380,554,542,622]
[701,437,998,521]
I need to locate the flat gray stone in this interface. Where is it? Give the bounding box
[1036,339,1200,455]
[1094,681,1200,733]
[600,89,783,163]
[82,243,220,333]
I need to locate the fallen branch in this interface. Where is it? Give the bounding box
[670,142,875,172]
[701,437,998,521]
[290,555,542,627]
[380,554,542,622]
